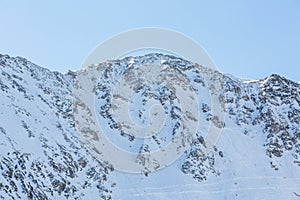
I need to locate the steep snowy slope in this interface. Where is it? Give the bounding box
[0,53,299,199]
[0,55,114,199]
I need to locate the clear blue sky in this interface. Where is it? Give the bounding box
[1,1,299,81]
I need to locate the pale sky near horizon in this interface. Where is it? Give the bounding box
[0,1,299,81]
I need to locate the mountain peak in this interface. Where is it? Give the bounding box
[262,73,287,84]
[0,54,299,199]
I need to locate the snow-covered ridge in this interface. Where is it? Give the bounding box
[0,53,299,199]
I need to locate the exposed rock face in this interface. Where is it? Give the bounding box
[0,53,299,199]
[222,73,300,170]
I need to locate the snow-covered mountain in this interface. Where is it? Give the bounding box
[0,53,299,199]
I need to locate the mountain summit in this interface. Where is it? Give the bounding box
[0,54,299,199]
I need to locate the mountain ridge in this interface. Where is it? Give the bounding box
[0,53,299,199]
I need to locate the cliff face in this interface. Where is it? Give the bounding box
[0,54,299,199]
